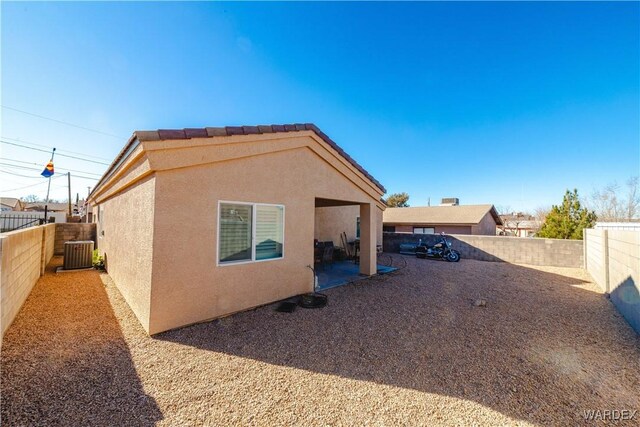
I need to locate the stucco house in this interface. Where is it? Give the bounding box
[24,202,70,213]
[0,198,25,212]
[383,204,502,235]
[88,124,385,334]
[498,213,541,237]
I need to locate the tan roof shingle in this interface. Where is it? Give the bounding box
[0,197,21,208]
[383,205,502,225]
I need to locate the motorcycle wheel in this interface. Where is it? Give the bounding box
[445,251,460,262]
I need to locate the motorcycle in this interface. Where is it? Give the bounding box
[415,233,461,262]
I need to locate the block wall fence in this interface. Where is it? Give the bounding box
[585,229,640,334]
[382,232,584,267]
[0,223,96,344]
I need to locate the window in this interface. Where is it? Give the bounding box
[413,227,435,234]
[255,205,284,260]
[218,203,253,263]
[356,217,361,239]
[218,202,284,265]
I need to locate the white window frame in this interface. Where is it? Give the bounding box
[216,200,285,266]
[413,227,435,235]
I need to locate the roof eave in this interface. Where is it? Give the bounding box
[90,123,386,200]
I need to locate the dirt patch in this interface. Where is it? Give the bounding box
[2,256,639,426]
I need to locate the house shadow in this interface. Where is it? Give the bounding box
[610,275,640,334]
[157,256,640,425]
[0,257,163,426]
[383,232,506,262]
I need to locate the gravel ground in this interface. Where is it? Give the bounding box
[2,255,639,426]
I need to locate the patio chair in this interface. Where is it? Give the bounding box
[313,249,321,264]
[321,245,334,269]
[314,241,325,265]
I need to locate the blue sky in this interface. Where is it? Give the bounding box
[1,1,638,211]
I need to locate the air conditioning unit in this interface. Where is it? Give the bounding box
[63,241,94,270]
[440,197,460,206]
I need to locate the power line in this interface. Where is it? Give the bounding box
[0,135,112,162]
[0,158,103,177]
[1,176,33,186]
[0,140,110,165]
[0,162,100,181]
[1,105,126,139]
[1,175,64,192]
[0,169,50,179]
[0,163,48,172]
[61,175,98,181]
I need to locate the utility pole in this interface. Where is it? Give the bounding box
[67,172,72,217]
[43,148,56,223]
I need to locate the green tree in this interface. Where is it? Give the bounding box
[23,194,42,203]
[537,189,596,240]
[385,192,410,207]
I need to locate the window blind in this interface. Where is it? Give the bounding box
[219,203,252,262]
[218,202,284,264]
[255,205,284,260]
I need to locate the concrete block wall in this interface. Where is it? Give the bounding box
[383,232,584,267]
[584,229,606,290]
[585,230,640,333]
[41,223,56,275]
[54,223,97,255]
[0,224,56,342]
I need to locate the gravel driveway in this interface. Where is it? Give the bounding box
[2,256,639,426]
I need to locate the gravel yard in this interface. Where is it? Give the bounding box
[2,256,639,426]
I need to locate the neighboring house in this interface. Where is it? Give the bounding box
[0,197,25,212]
[383,204,502,235]
[498,213,541,237]
[24,202,70,213]
[88,124,386,335]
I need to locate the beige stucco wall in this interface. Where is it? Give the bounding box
[96,177,156,332]
[471,212,498,235]
[393,225,414,234]
[147,145,382,333]
[314,205,382,248]
[90,132,385,334]
[1,224,56,342]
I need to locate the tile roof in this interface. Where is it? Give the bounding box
[384,205,502,226]
[126,123,384,193]
[0,197,21,208]
[24,202,70,212]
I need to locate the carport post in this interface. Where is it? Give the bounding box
[359,203,377,276]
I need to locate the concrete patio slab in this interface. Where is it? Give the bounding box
[315,260,397,290]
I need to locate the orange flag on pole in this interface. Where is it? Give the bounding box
[41,161,54,177]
